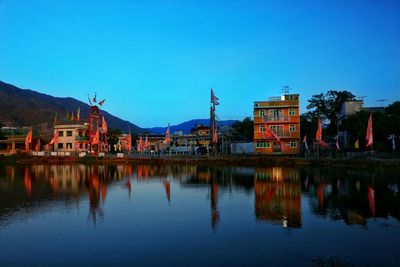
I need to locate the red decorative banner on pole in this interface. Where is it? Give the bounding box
[366,112,373,147]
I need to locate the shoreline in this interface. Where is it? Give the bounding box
[1,154,400,170]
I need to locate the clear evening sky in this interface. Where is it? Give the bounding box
[0,0,399,128]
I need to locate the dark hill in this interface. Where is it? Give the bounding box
[0,81,143,133]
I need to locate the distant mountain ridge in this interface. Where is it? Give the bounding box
[0,81,143,133]
[147,119,238,134]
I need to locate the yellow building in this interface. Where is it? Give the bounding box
[253,94,300,154]
[54,123,89,152]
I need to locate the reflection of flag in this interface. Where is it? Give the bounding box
[366,113,373,147]
[355,139,359,149]
[163,180,171,203]
[368,186,375,217]
[71,111,75,121]
[24,167,32,197]
[76,108,80,121]
[25,128,32,150]
[144,136,149,149]
[303,135,308,150]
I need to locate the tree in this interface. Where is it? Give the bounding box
[230,117,254,141]
[307,90,356,134]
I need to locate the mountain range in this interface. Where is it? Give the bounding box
[147,119,238,134]
[0,81,142,133]
[0,81,237,137]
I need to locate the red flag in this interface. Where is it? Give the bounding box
[76,108,80,121]
[99,99,106,106]
[163,124,170,144]
[263,124,280,142]
[49,130,59,145]
[102,116,108,133]
[137,135,143,152]
[366,113,373,147]
[211,89,219,105]
[92,129,100,145]
[126,130,132,151]
[213,129,218,143]
[25,128,32,150]
[316,116,322,142]
[92,94,97,103]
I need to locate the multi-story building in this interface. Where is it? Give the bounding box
[253,94,300,154]
[54,123,90,152]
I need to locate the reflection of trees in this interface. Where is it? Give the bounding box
[304,168,400,225]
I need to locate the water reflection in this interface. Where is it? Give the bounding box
[254,167,301,228]
[0,164,399,229]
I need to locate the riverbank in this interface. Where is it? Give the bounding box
[2,154,400,170]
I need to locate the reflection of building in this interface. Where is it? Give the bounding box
[253,94,300,154]
[254,167,301,227]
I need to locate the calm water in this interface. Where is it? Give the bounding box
[0,164,399,267]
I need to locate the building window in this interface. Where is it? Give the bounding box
[59,131,64,137]
[80,144,83,149]
[259,125,265,132]
[58,143,64,149]
[290,140,297,148]
[259,110,265,117]
[66,143,72,149]
[78,131,82,137]
[66,131,73,137]
[289,125,296,132]
[256,141,271,148]
[256,142,265,148]
[289,108,295,116]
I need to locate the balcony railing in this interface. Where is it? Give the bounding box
[255,130,299,139]
[262,116,289,122]
[76,136,89,141]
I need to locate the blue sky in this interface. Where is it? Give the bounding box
[1,0,399,128]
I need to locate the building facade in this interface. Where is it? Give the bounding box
[53,123,90,152]
[253,94,300,154]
